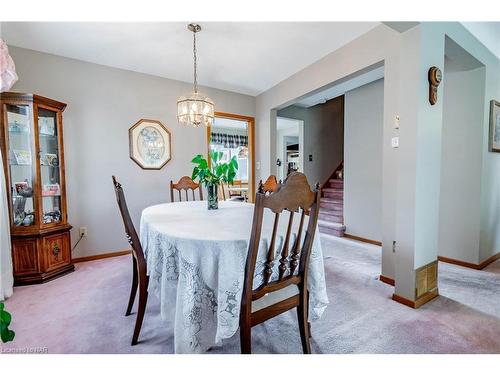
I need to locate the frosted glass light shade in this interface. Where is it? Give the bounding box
[177,92,215,127]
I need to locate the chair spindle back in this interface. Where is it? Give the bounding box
[242,172,321,304]
[170,176,203,202]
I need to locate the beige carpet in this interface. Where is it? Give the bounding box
[2,235,499,354]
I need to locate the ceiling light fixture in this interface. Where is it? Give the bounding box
[177,24,215,128]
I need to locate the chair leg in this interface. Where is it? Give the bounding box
[240,325,252,354]
[297,294,311,354]
[131,279,148,346]
[125,258,138,316]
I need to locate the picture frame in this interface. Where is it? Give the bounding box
[489,100,500,153]
[129,119,172,170]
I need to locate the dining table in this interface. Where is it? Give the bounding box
[140,200,329,353]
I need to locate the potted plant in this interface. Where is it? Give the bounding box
[0,302,15,343]
[191,151,238,210]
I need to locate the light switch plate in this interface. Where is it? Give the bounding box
[391,137,399,148]
[394,115,400,129]
[256,161,260,170]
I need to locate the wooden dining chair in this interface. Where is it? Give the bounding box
[170,176,203,202]
[239,172,321,354]
[112,176,149,346]
[219,183,227,201]
[228,179,244,201]
[261,175,279,194]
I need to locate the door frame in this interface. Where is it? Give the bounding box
[206,112,255,202]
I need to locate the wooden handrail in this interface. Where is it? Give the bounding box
[320,160,343,191]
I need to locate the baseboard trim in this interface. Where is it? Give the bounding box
[344,233,382,246]
[392,289,439,309]
[438,252,500,270]
[73,250,131,263]
[379,274,395,286]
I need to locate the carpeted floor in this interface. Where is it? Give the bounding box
[2,235,499,354]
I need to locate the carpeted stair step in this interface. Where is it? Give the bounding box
[319,210,344,223]
[323,187,344,193]
[322,188,343,199]
[318,220,346,237]
[320,199,343,211]
[328,179,344,188]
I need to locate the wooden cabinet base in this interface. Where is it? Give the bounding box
[12,225,74,286]
[14,264,75,286]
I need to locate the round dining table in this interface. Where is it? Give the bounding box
[140,200,328,353]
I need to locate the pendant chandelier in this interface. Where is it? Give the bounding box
[177,24,215,127]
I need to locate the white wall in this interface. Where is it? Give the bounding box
[344,79,384,242]
[9,46,255,258]
[434,24,500,264]
[439,67,485,264]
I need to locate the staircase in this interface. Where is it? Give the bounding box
[318,163,346,237]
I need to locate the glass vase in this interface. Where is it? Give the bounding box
[207,183,218,210]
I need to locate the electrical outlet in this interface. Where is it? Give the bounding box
[392,240,396,253]
[79,227,88,237]
[391,137,399,148]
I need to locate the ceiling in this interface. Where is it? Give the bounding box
[277,117,300,132]
[0,22,379,96]
[1,22,498,97]
[462,22,500,60]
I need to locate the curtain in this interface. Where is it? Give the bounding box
[0,150,13,300]
[0,39,17,300]
[211,132,248,148]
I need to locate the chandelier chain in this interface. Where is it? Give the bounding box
[193,29,198,94]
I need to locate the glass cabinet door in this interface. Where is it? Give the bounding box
[37,107,63,225]
[6,104,36,227]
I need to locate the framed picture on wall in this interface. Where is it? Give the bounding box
[129,119,172,169]
[490,100,500,153]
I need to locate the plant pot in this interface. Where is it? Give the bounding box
[207,183,218,210]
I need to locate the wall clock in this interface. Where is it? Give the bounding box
[428,66,442,105]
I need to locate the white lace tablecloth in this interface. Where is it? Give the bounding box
[140,200,328,353]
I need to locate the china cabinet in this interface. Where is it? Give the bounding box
[0,92,73,285]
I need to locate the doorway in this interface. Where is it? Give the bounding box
[276,117,304,182]
[206,112,255,202]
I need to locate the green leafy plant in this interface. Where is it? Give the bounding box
[191,150,238,187]
[0,302,15,343]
